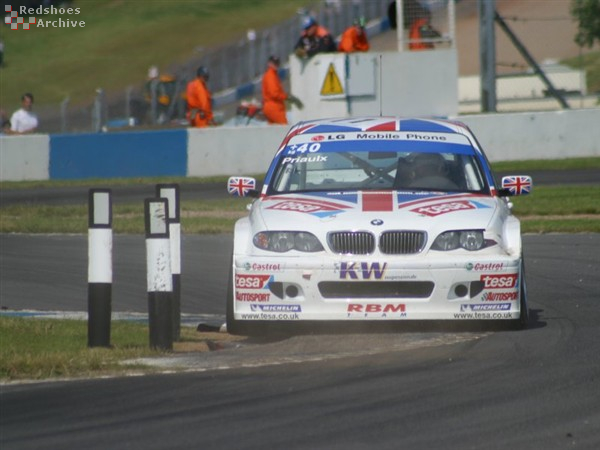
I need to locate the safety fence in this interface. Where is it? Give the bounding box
[31,0,418,134]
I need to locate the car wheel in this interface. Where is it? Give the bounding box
[517,258,529,329]
[225,258,241,335]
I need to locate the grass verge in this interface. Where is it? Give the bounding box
[1,186,599,234]
[0,317,243,382]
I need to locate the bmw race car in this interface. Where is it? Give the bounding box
[226,117,532,335]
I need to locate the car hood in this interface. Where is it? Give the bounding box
[252,191,498,232]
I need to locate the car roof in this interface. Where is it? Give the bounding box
[286,117,472,137]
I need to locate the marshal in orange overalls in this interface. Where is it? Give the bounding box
[262,63,288,125]
[186,77,213,127]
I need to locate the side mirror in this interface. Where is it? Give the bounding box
[500,175,532,196]
[227,177,259,198]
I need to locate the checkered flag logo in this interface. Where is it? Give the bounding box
[5,5,36,30]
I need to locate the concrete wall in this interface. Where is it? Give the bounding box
[0,134,50,181]
[460,109,600,162]
[1,108,599,182]
[187,126,288,177]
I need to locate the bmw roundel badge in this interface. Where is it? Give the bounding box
[371,219,384,226]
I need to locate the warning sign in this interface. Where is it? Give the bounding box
[320,63,344,96]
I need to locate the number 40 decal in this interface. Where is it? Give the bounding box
[287,143,321,155]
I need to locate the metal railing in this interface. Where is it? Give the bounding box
[36,0,391,133]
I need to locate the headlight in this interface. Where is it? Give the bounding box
[253,231,324,253]
[431,230,485,251]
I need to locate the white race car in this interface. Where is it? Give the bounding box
[226,117,532,334]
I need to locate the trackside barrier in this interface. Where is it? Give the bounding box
[156,184,182,341]
[49,129,187,179]
[87,189,113,348]
[0,109,599,182]
[145,198,173,351]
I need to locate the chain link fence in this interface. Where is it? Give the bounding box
[35,0,396,133]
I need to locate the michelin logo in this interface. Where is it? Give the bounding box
[250,305,302,312]
[461,303,511,312]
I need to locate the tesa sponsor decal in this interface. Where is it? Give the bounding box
[268,199,339,214]
[235,274,272,289]
[480,274,518,289]
[411,200,475,217]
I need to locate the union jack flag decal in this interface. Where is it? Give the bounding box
[228,177,256,197]
[501,175,532,196]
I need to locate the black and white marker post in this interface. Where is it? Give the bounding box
[88,189,112,348]
[145,198,173,350]
[156,184,181,341]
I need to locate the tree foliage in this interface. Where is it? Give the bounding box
[571,0,600,47]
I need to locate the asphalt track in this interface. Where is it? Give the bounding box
[1,232,600,449]
[1,170,600,449]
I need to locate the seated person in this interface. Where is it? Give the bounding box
[407,153,458,190]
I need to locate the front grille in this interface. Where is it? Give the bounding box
[379,231,426,254]
[328,231,375,255]
[318,281,434,299]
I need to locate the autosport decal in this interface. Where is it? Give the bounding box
[235,292,270,302]
[266,196,351,217]
[481,291,518,301]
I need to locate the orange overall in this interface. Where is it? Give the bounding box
[186,78,213,127]
[338,26,370,53]
[262,65,288,125]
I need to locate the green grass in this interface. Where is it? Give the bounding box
[1,158,599,234]
[0,0,314,112]
[0,317,158,380]
[0,197,249,234]
[0,316,242,381]
[491,157,600,172]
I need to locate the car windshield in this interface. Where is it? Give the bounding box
[269,149,488,194]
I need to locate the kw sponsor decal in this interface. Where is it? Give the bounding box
[460,303,511,311]
[235,274,272,290]
[482,291,518,301]
[481,273,518,289]
[339,262,387,280]
[236,292,270,302]
[251,305,302,313]
[347,303,407,318]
